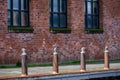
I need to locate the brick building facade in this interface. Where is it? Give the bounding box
[0,0,120,64]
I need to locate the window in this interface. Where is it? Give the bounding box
[50,0,67,28]
[85,0,99,29]
[8,0,29,27]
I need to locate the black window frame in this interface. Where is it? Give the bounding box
[50,0,67,28]
[8,0,30,27]
[85,0,99,29]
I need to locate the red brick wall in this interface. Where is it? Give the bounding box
[0,0,120,64]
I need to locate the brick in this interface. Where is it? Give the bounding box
[0,0,120,64]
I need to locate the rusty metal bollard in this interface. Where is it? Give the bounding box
[80,47,86,72]
[53,47,59,74]
[104,46,110,70]
[21,48,28,76]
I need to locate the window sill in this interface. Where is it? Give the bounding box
[8,26,34,33]
[85,28,103,34]
[50,28,71,34]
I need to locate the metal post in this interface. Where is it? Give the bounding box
[21,48,28,76]
[53,47,59,74]
[80,47,86,72]
[104,46,110,70]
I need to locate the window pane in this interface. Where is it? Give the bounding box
[8,0,10,9]
[87,16,92,28]
[13,11,20,26]
[21,0,28,10]
[93,0,97,1]
[85,0,99,29]
[13,0,19,10]
[60,0,62,12]
[63,0,67,12]
[21,12,28,26]
[87,2,92,14]
[93,2,98,14]
[53,14,59,27]
[8,11,11,25]
[53,0,58,12]
[50,0,67,28]
[60,0,66,12]
[93,16,99,28]
[8,0,29,27]
[60,14,66,27]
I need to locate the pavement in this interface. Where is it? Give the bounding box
[0,63,120,77]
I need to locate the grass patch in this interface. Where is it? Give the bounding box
[110,58,120,63]
[0,66,20,68]
[50,27,71,31]
[0,58,119,69]
[28,63,52,67]
[85,28,103,34]
[59,59,104,66]
[50,27,71,33]
[0,63,53,69]
[8,26,34,33]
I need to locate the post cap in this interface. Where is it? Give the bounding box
[105,46,109,53]
[81,47,86,54]
[53,47,58,54]
[22,48,27,55]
